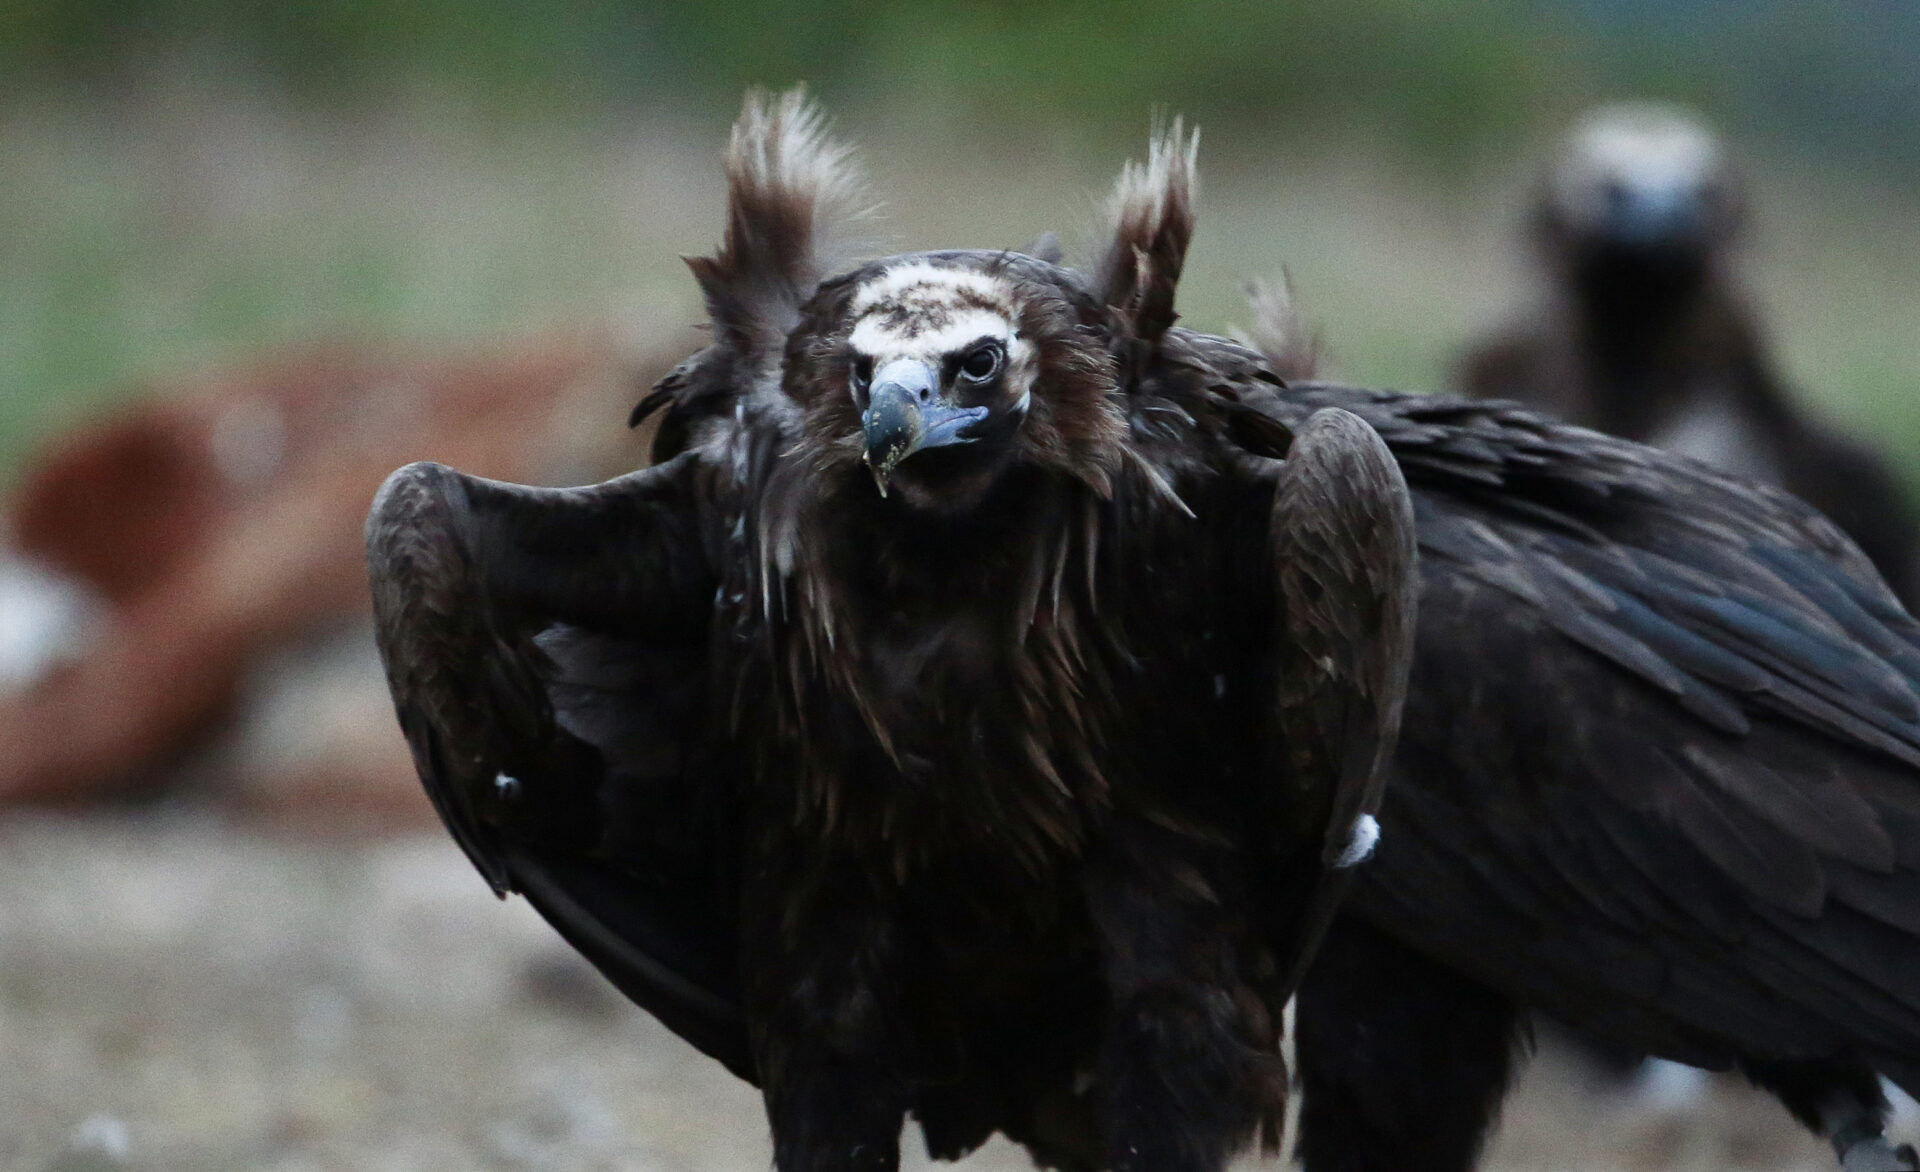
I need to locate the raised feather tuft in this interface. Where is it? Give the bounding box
[1093,117,1199,347]
[687,87,873,373]
[1238,274,1322,382]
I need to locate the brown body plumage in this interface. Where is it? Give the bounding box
[368,92,1416,1172]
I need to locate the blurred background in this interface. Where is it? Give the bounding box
[1,2,1916,1169]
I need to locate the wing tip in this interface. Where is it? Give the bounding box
[367,459,457,541]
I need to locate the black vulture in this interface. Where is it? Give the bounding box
[1459,103,1920,608]
[368,93,1920,1172]
[367,92,1419,1172]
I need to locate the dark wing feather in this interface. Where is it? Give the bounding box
[1263,407,1420,991]
[366,456,755,1081]
[1249,374,1920,1091]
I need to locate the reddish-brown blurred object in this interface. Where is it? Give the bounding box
[0,327,690,821]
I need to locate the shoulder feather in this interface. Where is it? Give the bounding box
[1237,274,1322,382]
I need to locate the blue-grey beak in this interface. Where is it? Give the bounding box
[861,358,989,496]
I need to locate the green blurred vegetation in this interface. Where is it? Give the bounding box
[8,0,1564,143]
[0,0,1915,482]
[8,0,1917,162]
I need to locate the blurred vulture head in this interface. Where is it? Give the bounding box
[1536,103,1746,298]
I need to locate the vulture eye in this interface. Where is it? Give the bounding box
[850,355,874,391]
[958,342,1004,384]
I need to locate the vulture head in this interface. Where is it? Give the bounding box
[1536,103,1745,299]
[684,90,1196,515]
[789,250,1127,512]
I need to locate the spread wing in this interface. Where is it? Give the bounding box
[362,86,876,1085]
[366,455,755,1081]
[1260,408,1420,992]
[1269,380,1920,1092]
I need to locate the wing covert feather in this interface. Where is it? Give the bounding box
[1265,407,1419,987]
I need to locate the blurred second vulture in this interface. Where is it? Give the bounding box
[1461,103,1920,607]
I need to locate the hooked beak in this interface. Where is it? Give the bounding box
[860,359,989,496]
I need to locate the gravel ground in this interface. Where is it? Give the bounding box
[0,811,1901,1172]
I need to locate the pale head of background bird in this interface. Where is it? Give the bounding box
[1536,102,1747,292]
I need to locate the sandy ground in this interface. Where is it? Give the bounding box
[0,811,1900,1172]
